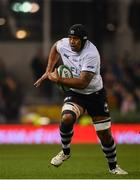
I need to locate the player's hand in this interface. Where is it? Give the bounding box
[48,69,59,83]
[34,73,48,87]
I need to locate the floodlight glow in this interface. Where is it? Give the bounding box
[12,1,40,13]
[0,18,6,26]
[21,2,32,12]
[12,2,21,12]
[31,3,40,13]
[16,30,27,39]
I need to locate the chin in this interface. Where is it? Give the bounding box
[71,47,79,52]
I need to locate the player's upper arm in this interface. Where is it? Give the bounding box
[46,42,61,72]
[80,71,95,88]
[56,39,63,53]
[49,42,60,59]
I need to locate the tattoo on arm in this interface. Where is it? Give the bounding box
[81,71,94,83]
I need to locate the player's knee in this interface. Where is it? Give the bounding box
[62,102,81,119]
[62,113,74,125]
[61,102,81,125]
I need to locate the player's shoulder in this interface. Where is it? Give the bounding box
[84,40,100,57]
[57,38,69,46]
[87,40,98,51]
[56,38,69,52]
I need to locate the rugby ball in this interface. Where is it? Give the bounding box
[57,65,73,91]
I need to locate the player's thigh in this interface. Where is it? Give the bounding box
[87,88,110,119]
[86,88,112,133]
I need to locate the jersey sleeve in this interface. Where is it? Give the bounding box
[56,38,64,53]
[81,54,99,73]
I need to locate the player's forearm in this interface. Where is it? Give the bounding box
[57,71,94,89]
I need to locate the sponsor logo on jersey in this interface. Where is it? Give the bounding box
[72,59,78,62]
[64,53,69,59]
[87,66,94,69]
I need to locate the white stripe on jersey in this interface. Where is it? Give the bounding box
[56,38,103,94]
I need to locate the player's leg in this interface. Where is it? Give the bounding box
[93,116,128,174]
[51,101,84,167]
[93,118,114,166]
[60,102,84,155]
[86,88,127,174]
[93,116,116,168]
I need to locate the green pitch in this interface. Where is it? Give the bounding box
[0,144,140,179]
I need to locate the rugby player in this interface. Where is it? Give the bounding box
[34,24,128,175]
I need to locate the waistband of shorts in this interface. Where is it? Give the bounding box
[67,87,104,96]
[92,87,104,94]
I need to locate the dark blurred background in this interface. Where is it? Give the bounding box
[0,0,140,124]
